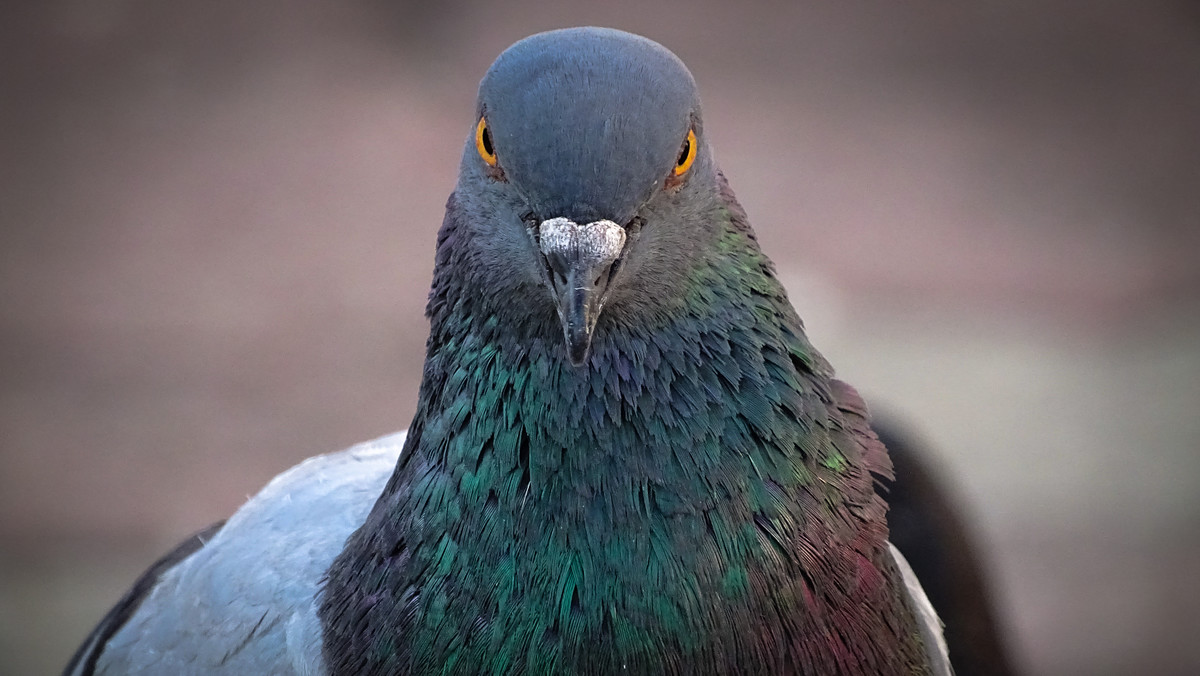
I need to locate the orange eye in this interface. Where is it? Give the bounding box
[476,116,497,166]
[674,128,697,176]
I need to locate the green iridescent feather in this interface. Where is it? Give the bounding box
[320,176,931,675]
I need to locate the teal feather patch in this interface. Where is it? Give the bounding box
[319,27,936,676]
[320,179,931,674]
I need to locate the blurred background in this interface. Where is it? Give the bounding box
[2,1,1197,674]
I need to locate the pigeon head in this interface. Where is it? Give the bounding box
[452,27,720,365]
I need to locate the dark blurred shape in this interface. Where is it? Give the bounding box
[878,418,1017,676]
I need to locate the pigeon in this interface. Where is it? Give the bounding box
[65,27,953,676]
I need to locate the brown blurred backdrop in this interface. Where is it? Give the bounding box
[2,1,1198,674]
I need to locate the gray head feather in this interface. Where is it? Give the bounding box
[476,27,702,225]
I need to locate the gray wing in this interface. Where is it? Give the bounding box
[69,431,406,676]
[889,542,955,676]
[63,520,227,675]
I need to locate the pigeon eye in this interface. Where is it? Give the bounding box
[674,128,697,176]
[476,116,497,166]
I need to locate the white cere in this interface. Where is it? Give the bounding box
[537,217,626,269]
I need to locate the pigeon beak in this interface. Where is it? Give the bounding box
[535,217,626,366]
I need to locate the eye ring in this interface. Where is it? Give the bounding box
[476,116,497,166]
[674,128,697,176]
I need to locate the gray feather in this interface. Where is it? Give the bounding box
[87,432,405,675]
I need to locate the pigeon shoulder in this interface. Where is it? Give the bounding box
[66,431,406,676]
[828,381,955,674]
[62,520,226,676]
[890,543,955,676]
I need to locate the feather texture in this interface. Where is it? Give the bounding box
[83,433,405,674]
[68,27,952,676]
[319,175,939,674]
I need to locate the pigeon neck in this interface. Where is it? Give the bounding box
[400,189,830,518]
[319,182,929,674]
